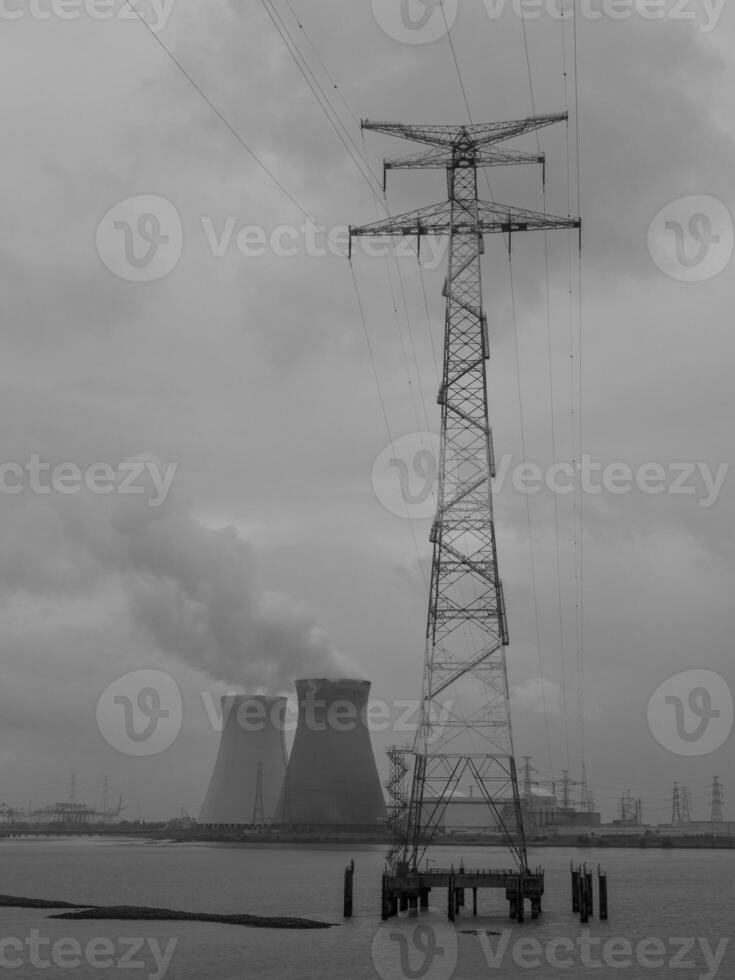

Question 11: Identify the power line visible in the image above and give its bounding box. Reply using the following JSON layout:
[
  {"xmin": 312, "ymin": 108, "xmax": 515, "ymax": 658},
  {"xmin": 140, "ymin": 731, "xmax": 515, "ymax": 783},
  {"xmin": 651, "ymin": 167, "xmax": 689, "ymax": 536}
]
[
  {"xmin": 282, "ymin": 0, "xmax": 362, "ymax": 128},
  {"xmin": 259, "ymin": 0, "xmax": 384, "ymax": 203},
  {"xmin": 123, "ymin": 0, "xmax": 320, "ymax": 227},
  {"xmin": 518, "ymin": 2, "xmax": 572, "ymax": 771}
]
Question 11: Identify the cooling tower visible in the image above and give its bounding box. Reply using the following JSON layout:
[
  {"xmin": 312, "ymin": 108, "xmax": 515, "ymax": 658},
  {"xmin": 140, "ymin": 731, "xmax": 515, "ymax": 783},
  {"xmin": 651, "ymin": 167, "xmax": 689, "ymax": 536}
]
[
  {"xmin": 275, "ymin": 678, "xmax": 387, "ymax": 828},
  {"xmin": 199, "ymin": 695, "xmax": 287, "ymax": 826}
]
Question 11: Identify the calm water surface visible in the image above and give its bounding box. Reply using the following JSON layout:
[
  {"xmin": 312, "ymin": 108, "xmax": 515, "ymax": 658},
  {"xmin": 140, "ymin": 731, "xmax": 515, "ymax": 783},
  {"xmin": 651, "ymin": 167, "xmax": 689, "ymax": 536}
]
[{"xmin": 0, "ymin": 838, "xmax": 732, "ymax": 979}]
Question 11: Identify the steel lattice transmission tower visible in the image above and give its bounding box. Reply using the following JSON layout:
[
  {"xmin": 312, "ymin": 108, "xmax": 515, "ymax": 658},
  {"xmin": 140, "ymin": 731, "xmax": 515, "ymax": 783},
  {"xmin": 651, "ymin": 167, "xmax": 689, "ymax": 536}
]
[
  {"xmin": 710, "ymin": 777, "xmax": 725, "ymax": 823},
  {"xmin": 350, "ymin": 114, "xmax": 580, "ymax": 873},
  {"xmin": 672, "ymin": 782, "xmax": 682, "ymax": 826}
]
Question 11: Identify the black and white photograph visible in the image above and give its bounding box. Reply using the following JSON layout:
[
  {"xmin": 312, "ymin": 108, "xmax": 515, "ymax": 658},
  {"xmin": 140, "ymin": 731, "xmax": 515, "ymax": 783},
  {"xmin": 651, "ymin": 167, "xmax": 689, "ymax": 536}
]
[{"xmin": 1, "ymin": 0, "xmax": 733, "ymax": 977}]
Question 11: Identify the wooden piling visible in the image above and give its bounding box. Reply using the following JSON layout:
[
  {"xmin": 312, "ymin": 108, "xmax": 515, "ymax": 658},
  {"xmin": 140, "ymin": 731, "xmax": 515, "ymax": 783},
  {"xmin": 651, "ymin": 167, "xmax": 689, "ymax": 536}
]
[
  {"xmin": 598, "ymin": 868, "xmax": 608, "ymax": 921},
  {"xmin": 472, "ymin": 888, "xmax": 478, "ymax": 917},
  {"xmin": 448, "ymin": 876, "xmax": 455, "ymax": 922},
  {"xmin": 571, "ymin": 865, "xmax": 580, "ymax": 913},
  {"xmin": 343, "ymin": 860, "xmax": 355, "ymax": 918},
  {"xmin": 579, "ymin": 867, "xmax": 589, "ymax": 924},
  {"xmin": 585, "ymin": 870, "xmax": 594, "ymax": 918}
]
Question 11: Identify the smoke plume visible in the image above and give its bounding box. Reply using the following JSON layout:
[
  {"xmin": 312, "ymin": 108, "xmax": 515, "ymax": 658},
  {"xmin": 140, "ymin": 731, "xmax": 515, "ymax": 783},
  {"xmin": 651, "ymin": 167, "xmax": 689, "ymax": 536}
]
[{"xmin": 0, "ymin": 473, "xmax": 357, "ymax": 692}]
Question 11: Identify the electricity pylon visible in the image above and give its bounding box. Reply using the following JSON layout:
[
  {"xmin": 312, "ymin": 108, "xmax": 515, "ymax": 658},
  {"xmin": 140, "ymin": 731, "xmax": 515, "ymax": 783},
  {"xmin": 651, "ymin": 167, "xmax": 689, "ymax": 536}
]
[
  {"xmin": 252, "ymin": 763, "xmax": 265, "ymax": 825},
  {"xmin": 350, "ymin": 114, "xmax": 580, "ymax": 873},
  {"xmin": 710, "ymin": 777, "xmax": 724, "ymax": 823},
  {"xmin": 681, "ymin": 786, "xmax": 692, "ymax": 823},
  {"xmin": 672, "ymin": 782, "xmax": 682, "ymax": 825}
]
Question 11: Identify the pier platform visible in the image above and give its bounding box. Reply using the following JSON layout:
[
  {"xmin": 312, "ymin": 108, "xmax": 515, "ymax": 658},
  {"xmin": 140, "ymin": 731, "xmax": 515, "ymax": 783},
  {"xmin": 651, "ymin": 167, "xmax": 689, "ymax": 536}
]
[{"xmin": 381, "ymin": 866, "xmax": 544, "ymax": 922}]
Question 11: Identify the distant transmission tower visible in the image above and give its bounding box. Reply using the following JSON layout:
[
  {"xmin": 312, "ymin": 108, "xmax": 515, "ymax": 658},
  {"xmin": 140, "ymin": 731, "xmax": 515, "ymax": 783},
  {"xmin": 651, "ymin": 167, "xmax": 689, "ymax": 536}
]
[
  {"xmin": 710, "ymin": 777, "xmax": 724, "ymax": 822},
  {"xmin": 681, "ymin": 786, "xmax": 692, "ymax": 823},
  {"xmin": 69, "ymin": 773, "xmax": 77, "ymax": 805},
  {"xmin": 252, "ymin": 763, "xmax": 265, "ymax": 825},
  {"xmin": 671, "ymin": 782, "xmax": 681, "ymax": 826},
  {"xmin": 351, "ymin": 114, "xmax": 580, "ymax": 874}
]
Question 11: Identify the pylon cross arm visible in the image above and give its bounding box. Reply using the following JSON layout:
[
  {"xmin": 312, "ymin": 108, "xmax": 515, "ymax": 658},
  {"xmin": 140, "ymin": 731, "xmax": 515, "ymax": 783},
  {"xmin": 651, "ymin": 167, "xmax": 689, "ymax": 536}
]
[
  {"xmin": 383, "ymin": 149, "xmax": 545, "ymax": 188},
  {"xmin": 361, "ymin": 112, "xmax": 567, "ymax": 148},
  {"xmin": 348, "ymin": 200, "xmax": 580, "ymax": 255},
  {"xmin": 386, "ymin": 149, "xmax": 543, "ymax": 171}
]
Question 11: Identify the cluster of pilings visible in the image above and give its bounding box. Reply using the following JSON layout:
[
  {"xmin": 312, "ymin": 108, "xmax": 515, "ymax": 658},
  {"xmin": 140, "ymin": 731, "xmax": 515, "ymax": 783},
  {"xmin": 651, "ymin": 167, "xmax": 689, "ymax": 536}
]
[
  {"xmin": 379, "ymin": 866, "xmax": 544, "ymax": 922},
  {"xmin": 570, "ymin": 862, "xmax": 608, "ymax": 922}
]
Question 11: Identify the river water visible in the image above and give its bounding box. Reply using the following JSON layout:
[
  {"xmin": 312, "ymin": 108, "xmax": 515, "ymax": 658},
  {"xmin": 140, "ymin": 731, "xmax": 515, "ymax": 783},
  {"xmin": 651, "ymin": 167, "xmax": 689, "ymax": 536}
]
[{"xmin": 0, "ymin": 838, "xmax": 732, "ymax": 979}]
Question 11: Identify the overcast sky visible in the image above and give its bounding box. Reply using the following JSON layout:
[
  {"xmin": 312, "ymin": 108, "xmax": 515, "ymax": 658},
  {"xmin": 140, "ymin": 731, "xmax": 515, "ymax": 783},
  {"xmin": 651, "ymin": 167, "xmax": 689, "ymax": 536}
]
[{"xmin": 0, "ymin": 0, "xmax": 733, "ymax": 823}]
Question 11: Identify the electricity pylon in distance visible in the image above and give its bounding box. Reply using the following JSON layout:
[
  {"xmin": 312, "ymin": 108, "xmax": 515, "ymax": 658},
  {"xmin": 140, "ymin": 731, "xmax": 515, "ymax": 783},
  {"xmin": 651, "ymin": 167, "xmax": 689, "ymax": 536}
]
[{"xmin": 350, "ymin": 114, "xmax": 580, "ymax": 874}]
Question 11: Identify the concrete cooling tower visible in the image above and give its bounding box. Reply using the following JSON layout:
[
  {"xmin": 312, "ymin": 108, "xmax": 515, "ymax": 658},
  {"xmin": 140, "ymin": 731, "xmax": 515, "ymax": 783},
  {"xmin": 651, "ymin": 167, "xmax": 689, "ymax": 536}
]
[
  {"xmin": 275, "ymin": 678, "xmax": 387, "ymax": 828},
  {"xmin": 199, "ymin": 695, "xmax": 287, "ymax": 827}
]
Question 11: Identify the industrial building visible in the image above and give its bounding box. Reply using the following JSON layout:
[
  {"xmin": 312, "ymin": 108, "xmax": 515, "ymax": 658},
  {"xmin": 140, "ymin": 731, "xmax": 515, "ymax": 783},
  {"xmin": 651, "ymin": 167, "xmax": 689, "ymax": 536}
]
[
  {"xmin": 198, "ymin": 680, "xmax": 387, "ymax": 832},
  {"xmin": 420, "ymin": 786, "xmax": 600, "ymax": 834},
  {"xmin": 199, "ymin": 694, "xmax": 288, "ymax": 828},
  {"xmin": 275, "ymin": 678, "xmax": 387, "ymax": 830}
]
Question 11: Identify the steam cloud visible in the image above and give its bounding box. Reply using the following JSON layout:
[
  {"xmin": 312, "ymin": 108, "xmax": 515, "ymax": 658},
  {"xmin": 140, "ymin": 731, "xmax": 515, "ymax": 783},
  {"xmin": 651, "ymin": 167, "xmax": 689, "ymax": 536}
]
[{"xmin": 1, "ymin": 475, "xmax": 358, "ymax": 692}]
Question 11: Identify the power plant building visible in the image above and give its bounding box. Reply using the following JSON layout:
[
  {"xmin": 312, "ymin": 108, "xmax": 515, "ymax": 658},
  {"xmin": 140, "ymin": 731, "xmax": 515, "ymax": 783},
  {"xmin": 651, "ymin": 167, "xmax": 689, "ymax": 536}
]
[
  {"xmin": 275, "ymin": 678, "xmax": 387, "ymax": 829},
  {"xmin": 199, "ymin": 694, "xmax": 287, "ymax": 828}
]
